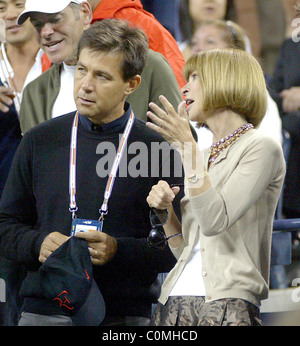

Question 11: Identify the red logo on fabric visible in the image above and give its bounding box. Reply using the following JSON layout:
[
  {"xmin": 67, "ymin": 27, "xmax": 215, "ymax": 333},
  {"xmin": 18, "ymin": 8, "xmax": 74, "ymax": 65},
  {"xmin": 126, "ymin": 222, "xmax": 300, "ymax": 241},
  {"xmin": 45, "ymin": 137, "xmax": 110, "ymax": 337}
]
[
  {"xmin": 53, "ymin": 291, "xmax": 74, "ymax": 311},
  {"xmin": 85, "ymin": 269, "xmax": 90, "ymax": 280}
]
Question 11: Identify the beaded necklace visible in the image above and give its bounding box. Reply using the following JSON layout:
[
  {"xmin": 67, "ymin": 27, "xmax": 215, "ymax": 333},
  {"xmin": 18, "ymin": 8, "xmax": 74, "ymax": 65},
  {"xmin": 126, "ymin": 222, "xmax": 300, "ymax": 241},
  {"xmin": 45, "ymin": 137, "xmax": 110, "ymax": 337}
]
[{"xmin": 208, "ymin": 123, "xmax": 254, "ymax": 166}]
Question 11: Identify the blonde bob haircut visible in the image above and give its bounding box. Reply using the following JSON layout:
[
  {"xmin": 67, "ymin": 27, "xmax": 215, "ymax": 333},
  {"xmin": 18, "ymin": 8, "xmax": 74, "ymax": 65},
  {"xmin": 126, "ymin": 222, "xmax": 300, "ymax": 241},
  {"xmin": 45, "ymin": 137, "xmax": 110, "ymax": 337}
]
[{"xmin": 183, "ymin": 48, "xmax": 267, "ymax": 128}]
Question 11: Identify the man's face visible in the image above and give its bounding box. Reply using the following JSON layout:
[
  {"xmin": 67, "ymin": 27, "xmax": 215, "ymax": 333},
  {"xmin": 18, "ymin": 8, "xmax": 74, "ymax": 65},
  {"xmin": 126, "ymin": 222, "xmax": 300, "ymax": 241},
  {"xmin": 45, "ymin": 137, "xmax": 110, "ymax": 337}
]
[
  {"xmin": 74, "ymin": 48, "xmax": 134, "ymax": 124},
  {"xmin": 30, "ymin": 4, "xmax": 89, "ymax": 65},
  {"xmin": 0, "ymin": 0, "xmax": 36, "ymax": 45}
]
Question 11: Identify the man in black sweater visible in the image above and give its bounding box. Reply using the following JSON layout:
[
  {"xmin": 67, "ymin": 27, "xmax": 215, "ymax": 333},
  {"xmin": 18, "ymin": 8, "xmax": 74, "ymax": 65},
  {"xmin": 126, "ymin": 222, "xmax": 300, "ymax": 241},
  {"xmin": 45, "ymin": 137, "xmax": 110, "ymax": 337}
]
[{"xmin": 0, "ymin": 19, "xmax": 184, "ymax": 326}]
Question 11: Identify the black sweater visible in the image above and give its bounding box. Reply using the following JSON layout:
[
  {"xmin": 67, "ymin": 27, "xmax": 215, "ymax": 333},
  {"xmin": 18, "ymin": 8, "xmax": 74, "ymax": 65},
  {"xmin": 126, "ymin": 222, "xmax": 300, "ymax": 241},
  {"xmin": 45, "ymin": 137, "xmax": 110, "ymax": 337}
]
[{"xmin": 0, "ymin": 107, "xmax": 183, "ymax": 318}]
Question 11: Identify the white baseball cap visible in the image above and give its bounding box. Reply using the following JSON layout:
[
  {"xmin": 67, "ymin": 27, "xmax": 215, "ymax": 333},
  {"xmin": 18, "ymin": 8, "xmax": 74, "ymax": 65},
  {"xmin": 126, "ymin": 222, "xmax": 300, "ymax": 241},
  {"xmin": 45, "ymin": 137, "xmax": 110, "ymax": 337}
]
[{"xmin": 17, "ymin": 0, "xmax": 85, "ymax": 25}]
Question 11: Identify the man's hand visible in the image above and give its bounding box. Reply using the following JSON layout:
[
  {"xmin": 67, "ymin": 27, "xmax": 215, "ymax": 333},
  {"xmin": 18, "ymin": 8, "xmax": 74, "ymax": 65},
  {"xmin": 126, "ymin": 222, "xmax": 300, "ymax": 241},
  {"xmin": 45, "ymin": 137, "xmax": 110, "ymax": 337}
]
[
  {"xmin": 280, "ymin": 87, "xmax": 300, "ymax": 113},
  {"xmin": 0, "ymin": 86, "xmax": 15, "ymax": 113},
  {"xmin": 39, "ymin": 232, "xmax": 69, "ymax": 263},
  {"xmin": 75, "ymin": 231, "xmax": 117, "ymax": 266}
]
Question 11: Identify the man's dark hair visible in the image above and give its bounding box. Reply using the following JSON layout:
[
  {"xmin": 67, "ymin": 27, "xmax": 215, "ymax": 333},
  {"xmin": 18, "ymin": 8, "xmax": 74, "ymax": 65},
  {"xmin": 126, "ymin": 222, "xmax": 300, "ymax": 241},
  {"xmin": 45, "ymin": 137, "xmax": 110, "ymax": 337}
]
[{"xmin": 78, "ymin": 19, "xmax": 149, "ymax": 81}]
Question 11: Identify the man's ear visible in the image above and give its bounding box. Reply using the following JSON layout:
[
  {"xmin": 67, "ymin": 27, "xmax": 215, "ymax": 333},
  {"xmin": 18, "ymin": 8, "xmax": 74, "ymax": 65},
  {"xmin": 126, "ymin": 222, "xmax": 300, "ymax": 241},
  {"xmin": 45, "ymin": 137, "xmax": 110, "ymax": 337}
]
[
  {"xmin": 125, "ymin": 75, "xmax": 142, "ymax": 96},
  {"xmin": 81, "ymin": 1, "xmax": 93, "ymax": 27}
]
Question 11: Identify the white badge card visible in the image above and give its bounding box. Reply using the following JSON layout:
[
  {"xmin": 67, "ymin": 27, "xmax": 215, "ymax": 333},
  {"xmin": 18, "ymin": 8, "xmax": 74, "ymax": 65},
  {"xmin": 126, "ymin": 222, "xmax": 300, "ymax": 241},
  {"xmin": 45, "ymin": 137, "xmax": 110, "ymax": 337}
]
[{"xmin": 71, "ymin": 219, "xmax": 103, "ymax": 236}]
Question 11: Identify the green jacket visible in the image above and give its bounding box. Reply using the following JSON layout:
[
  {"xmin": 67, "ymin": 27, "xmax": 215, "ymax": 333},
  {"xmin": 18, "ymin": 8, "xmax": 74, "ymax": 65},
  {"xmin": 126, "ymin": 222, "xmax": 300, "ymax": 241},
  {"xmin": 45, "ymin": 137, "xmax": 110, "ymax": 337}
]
[{"xmin": 19, "ymin": 49, "xmax": 182, "ymax": 134}]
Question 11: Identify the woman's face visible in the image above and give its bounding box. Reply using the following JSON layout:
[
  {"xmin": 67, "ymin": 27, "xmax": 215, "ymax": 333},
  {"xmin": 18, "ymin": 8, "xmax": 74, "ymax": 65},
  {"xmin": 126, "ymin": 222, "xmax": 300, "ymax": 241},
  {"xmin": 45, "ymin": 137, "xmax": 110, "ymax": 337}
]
[
  {"xmin": 182, "ymin": 71, "xmax": 206, "ymax": 124},
  {"xmin": 188, "ymin": 0, "xmax": 227, "ymax": 25},
  {"xmin": 191, "ymin": 25, "xmax": 228, "ymax": 53}
]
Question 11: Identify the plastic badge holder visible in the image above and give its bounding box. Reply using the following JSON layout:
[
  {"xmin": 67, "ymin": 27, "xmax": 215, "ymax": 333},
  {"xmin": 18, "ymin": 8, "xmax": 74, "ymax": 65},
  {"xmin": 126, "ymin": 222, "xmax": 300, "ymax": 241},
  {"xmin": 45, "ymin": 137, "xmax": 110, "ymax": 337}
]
[{"xmin": 71, "ymin": 219, "xmax": 103, "ymax": 236}]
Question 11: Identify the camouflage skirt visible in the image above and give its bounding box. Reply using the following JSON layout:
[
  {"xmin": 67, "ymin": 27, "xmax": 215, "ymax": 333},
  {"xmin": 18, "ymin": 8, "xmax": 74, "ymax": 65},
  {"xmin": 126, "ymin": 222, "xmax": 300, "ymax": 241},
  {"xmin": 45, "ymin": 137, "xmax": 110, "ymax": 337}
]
[{"xmin": 151, "ymin": 296, "xmax": 262, "ymax": 326}]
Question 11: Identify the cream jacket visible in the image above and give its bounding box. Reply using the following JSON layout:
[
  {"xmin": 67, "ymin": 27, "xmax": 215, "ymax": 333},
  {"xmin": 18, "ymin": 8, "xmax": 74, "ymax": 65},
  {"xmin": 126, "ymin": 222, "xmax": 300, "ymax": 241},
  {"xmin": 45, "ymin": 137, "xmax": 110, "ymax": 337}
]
[{"xmin": 159, "ymin": 130, "xmax": 286, "ymax": 307}]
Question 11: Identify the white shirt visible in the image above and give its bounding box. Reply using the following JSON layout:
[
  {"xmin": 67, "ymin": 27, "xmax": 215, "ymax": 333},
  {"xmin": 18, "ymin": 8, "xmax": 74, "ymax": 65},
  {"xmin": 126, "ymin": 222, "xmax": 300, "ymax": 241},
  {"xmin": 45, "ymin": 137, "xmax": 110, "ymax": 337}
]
[
  {"xmin": 52, "ymin": 63, "xmax": 77, "ymax": 118},
  {"xmin": 169, "ymin": 231, "xmax": 206, "ymax": 296},
  {"xmin": 0, "ymin": 42, "xmax": 45, "ymax": 113}
]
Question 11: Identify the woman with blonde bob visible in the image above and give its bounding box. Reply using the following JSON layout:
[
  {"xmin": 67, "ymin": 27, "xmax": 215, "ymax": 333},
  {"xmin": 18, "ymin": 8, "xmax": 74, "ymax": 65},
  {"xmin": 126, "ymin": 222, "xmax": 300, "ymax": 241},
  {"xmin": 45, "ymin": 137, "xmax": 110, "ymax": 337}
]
[
  {"xmin": 189, "ymin": 19, "xmax": 283, "ymax": 147},
  {"xmin": 146, "ymin": 49, "xmax": 286, "ymax": 326}
]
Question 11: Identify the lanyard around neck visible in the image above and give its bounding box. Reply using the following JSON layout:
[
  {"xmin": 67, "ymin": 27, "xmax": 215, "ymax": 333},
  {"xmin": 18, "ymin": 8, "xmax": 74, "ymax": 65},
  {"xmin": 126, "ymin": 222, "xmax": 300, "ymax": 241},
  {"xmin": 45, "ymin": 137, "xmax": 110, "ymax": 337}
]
[{"xmin": 69, "ymin": 111, "xmax": 135, "ymax": 219}]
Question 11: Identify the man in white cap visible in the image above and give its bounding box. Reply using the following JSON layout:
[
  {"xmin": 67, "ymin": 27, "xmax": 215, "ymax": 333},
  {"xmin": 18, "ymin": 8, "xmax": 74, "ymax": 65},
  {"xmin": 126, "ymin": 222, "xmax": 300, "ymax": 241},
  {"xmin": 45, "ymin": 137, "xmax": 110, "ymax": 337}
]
[
  {"xmin": 17, "ymin": 0, "xmax": 91, "ymax": 66},
  {"xmin": 18, "ymin": 0, "xmax": 93, "ymax": 127},
  {"xmin": 17, "ymin": 0, "xmax": 184, "ymax": 135}
]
